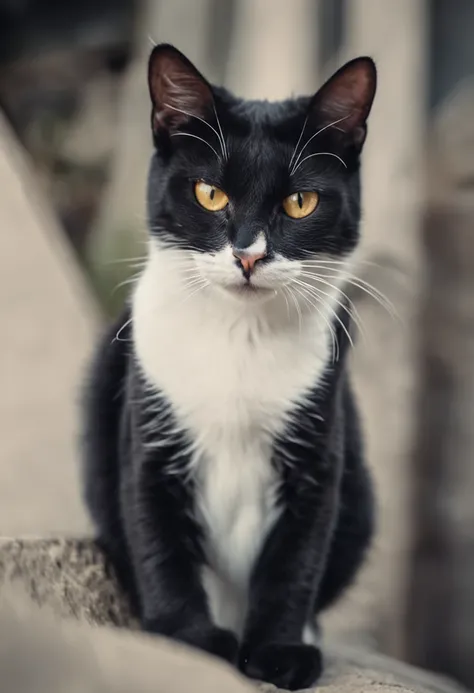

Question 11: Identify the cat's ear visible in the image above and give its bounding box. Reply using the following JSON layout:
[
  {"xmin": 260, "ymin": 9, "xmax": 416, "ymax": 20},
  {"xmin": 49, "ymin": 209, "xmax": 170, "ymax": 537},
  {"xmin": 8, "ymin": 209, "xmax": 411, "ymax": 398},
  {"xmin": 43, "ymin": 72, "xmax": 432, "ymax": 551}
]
[
  {"xmin": 310, "ymin": 57, "xmax": 376, "ymax": 149},
  {"xmin": 148, "ymin": 44, "xmax": 214, "ymax": 134}
]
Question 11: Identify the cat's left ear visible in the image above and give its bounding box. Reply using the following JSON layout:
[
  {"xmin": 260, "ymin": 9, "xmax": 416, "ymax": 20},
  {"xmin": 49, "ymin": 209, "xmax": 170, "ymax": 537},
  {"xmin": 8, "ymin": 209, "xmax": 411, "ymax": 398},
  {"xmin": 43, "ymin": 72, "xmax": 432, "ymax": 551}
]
[
  {"xmin": 148, "ymin": 43, "xmax": 214, "ymax": 134},
  {"xmin": 310, "ymin": 57, "xmax": 377, "ymax": 150}
]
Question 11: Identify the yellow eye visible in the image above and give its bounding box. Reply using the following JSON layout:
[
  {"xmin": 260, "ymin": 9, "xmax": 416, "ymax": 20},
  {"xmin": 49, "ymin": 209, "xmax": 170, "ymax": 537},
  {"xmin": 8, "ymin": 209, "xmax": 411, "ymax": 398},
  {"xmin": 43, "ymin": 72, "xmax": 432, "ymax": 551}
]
[
  {"xmin": 194, "ymin": 181, "xmax": 229, "ymax": 211},
  {"xmin": 282, "ymin": 191, "xmax": 319, "ymax": 219}
]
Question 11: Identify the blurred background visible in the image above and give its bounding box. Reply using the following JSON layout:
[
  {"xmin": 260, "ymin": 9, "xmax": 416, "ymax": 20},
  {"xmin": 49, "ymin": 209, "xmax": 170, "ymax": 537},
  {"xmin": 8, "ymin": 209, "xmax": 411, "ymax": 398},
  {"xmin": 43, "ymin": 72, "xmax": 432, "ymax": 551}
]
[{"xmin": 0, "ymin": 0, "xmax": 473, "ymax": 690}]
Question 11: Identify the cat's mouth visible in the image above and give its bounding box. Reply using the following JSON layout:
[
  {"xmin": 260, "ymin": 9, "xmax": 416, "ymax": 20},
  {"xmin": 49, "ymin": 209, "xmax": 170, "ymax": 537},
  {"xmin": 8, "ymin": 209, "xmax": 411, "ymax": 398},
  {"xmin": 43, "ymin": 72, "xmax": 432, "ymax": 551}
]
[
  {"xmin": 234, "ymin": 283, "xmax": 269, "ymax": 293},
  {"xmin": 221, "ymin": 281, "xmax": 277, "ymax": 302}
]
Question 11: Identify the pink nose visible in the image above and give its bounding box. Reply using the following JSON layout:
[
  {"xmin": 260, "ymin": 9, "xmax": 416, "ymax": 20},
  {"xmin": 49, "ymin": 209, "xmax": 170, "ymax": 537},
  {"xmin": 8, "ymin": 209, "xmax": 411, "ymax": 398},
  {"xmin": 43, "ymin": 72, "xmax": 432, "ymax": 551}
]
[{"xmin": 233, "ymin": 248, "xmax": 266, "ymax": 276}]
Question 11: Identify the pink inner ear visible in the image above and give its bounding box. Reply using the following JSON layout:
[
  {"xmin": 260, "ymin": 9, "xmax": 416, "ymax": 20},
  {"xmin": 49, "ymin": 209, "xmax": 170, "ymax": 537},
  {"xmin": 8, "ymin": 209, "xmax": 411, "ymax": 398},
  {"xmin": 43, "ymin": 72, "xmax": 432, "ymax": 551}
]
[
  {"xmin": 149, "ymin": 51, "xmax": 213, "ymax": 132},
  {"xmin": 314, "ymin": 59, "xmax": 376, "ymax": 141}
]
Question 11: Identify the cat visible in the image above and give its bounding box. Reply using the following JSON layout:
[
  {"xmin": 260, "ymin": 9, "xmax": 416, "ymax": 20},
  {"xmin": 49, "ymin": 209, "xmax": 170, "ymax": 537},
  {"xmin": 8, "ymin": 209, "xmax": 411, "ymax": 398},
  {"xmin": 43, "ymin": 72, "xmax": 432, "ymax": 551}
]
[{"xmin": 81, "ymin": 43, "xmax": 376, "ymax": 691}]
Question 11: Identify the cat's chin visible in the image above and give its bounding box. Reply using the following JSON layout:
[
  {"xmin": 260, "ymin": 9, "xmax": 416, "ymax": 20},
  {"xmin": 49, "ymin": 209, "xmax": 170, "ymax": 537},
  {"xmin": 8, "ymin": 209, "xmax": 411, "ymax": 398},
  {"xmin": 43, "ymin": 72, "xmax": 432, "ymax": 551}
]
[{"xmin": 216, "ymin": 282, "xmax": 277, "ymax": 305}]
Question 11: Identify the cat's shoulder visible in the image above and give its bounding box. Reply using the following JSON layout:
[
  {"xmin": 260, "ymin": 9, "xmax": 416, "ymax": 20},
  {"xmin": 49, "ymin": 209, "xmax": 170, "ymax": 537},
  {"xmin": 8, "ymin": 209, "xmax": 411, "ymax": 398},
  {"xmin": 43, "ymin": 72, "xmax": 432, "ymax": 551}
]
[{"xmin": 86, "ymin": 307, "xmax": 133, "ymax": 393}]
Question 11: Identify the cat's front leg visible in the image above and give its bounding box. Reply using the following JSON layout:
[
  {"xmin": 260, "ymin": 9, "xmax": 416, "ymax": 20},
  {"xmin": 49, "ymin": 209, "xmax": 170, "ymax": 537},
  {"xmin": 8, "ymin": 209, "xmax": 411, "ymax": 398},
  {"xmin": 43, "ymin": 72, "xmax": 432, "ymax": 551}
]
[
  {"xmin": 122, "ymin": 452, "xmax": 239, "ymax": 664},
  {"xmin": 239, "ymin": 484, "xmax": 338, "ymax": 690}
]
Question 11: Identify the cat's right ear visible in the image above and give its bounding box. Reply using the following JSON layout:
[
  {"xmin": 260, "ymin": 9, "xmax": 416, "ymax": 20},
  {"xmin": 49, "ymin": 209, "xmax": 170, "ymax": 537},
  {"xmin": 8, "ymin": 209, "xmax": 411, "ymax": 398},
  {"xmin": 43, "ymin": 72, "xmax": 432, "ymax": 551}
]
[
  {"xmin": 148, "ymin": 44, "xmax": 214, "ymax": 135},
  {"xmin": 309, "ymin": 57, "xmax": 377, "ymax": 151}
]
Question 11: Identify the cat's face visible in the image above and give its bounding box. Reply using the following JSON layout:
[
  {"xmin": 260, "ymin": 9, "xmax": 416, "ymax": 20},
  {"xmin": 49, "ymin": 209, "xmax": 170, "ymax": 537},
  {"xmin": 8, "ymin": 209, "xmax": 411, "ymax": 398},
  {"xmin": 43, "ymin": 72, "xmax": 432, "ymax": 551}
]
[{"xmin": 146, "ymin": 45, "xmax": 376, "ymax": 306}]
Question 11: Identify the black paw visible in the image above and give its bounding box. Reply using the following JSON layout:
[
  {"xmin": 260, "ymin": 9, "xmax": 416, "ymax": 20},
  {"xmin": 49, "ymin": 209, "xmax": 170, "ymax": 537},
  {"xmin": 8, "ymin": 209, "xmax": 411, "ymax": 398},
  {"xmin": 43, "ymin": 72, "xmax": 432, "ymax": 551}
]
[
  {"xmin": 144, "ymin": 619, "xmax": 239, "ymax": 664},
  {"xmin": 189, "ymin": 626, "xmax": 239, "ymax": 664},
  {"xmin": 240, "ymin": 642, "xmax": 322, "ymax": 690}
]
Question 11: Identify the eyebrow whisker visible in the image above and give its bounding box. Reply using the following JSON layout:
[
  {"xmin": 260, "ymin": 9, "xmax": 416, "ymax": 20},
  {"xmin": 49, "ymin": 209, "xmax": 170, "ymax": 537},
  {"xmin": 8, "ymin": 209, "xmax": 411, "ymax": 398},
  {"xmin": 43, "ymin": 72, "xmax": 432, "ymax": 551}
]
[
  {"xmin": 290, "ymin": 114, "xmax": 351, "ymax": 174},
  {"xmin": 164, "ymin": 101, "xmax": 226, "ymax": 159},
  {"xmin": 170, "ymin": 132, "xmax": 221, "ymax": 161},
  {"xmin": 289, "ymin": 115, "xmax": 308, "ymax": 170},
  {"xmin": 291, "ymin": 151, "xmax": 347, "ymax": 175}
]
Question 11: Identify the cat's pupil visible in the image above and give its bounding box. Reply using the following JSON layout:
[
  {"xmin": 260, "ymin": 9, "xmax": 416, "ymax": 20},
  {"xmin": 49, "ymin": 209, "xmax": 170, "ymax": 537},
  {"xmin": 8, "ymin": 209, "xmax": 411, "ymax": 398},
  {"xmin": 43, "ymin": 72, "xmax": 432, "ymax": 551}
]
[
  {"xmin": 210, "ymin": 188, "xmax": 215, "ymax": 201},
  {"xmin": 298, "ymin": 192, "xmax": 303, "ymax": 209}
]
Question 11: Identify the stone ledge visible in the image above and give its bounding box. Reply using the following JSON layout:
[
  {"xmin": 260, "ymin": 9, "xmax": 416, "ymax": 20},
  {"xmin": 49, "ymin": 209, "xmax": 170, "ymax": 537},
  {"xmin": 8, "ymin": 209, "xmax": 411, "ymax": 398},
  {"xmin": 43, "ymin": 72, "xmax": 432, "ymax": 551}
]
[{"xmin": 0, "ymin": 537, "xmax": 467, "ymax": 693}]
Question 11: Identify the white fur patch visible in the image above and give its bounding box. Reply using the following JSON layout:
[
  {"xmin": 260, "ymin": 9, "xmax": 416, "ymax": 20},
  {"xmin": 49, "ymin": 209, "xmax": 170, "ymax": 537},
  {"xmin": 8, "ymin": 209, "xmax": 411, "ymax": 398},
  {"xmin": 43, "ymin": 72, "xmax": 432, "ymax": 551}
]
[
  {"xmin": 132, "ymin": 242, "xmax": 344, "ymax": 636},
  {"xmin": 244, "ymin": 231, "xmax": 267, "ymax": 257}
]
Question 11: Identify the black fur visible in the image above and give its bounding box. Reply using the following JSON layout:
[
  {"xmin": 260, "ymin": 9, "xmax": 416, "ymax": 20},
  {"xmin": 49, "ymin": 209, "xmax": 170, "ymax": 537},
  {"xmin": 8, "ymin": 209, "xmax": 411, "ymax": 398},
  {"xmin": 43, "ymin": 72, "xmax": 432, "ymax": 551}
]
[{"xmin": 81, "ymin": 44, "xmax": 376, "ymax": 690}]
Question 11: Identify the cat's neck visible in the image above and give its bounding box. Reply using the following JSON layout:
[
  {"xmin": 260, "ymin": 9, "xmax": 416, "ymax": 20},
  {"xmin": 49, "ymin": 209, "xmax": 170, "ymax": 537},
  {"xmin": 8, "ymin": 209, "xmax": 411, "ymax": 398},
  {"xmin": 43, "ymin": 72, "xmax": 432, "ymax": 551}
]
[
  {"xmin": 132, "ymin": 243, "xmax": 334, "ymax": 343},
  {"xmin": 132, "ymin": 243, "xmax": 333, "ymax": 406}
]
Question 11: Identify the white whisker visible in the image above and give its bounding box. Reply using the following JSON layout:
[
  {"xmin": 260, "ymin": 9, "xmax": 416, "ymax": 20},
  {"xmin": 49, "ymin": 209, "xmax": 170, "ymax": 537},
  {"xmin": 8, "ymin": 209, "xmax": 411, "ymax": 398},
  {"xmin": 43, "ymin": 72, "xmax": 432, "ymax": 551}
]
[
  {"xmin": 159, "ymin": 244, "xmax": 196, "ymax": 252},
  {"xmin": 105, "ymin": 256, "xmax": 148, "ymax": 266},
  {"xmin": 182, "ymin": 276, "xmax": 207, "ymax": 291},
  {"xmin": 291, "ymin": 151, "xmax": 347, "ymax": 176},
  {"xmin": 300, "ymin": 257, "xmax": 380, "ymax": 268},
  {"xmin": 291, "ymin": 279, "xmax": 354, "ymax": 350},
  {"xmin": 113, "ymin": 317, "xmax": 133, "ymax": 344},
  {"xmin": 213, "ymin": 103, "xmax": 228, "ymax": 160},
  {"xmin": 157, "ymin": 242, "xmax": 205, "ymax": 255},
  {"xmin": 344, "ymin": 278, "xmax": 399, "ymax": 321},
  {"xmin": 298, "ymin": 272, "xmax": 366, "ymax": 340},
  {"xmin": 289, "ymin": 115, "xmax": 308, "ymax": 170},
  {"xmin": 285, "ymin": 285, "xmax": 302, "ymax": 334},
  {"xmin": 280, "ymin": 286, "xmax": 291, "ymax": 319},
  {"xmin": 298, "ymin": 262, "xmax": 398, "ymax": 320},
  {"xmin": 164, "ymin": 101, "xmax": 225, "ymax": 159},
  {"xmin": 314, "ymin": 273, "xmax": 398, "ymax": 320},
  {"xmin": 181, "ymin": 279, "xmax": 210, "ymax": 304},
  {"xmin": 180, "ymin": 274, "xmax": 205, "ymax": 285},
  {"xmin": 112, "ymin": 273, "xmax": 142, "ymax": 296},
  {"xmin": 324, "ymin": 302, "xmax": 354, "ymax": 352},
  {"xmin": 290, "ymin": 114, "xmax": 351, "ymax": 173},
  {"xmin": 290, "ymin": 284, "xmax": 339, "ymax": 362},
  {"xmin": 170, "ymin": 132, "xmax": 220, "ymax": 161}
]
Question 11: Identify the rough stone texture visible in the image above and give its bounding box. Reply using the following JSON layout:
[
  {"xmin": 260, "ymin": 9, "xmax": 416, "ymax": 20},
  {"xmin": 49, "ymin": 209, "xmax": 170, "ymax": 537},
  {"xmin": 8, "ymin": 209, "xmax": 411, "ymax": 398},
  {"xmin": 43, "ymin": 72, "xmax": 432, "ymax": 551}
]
[
  {"xmin": 0, "ymin": 537, "xmax": 135, "ymax": 628},
  {"xmin": 0, "ymin": 537, "xmax": 467, "ymax": 693},
  {"xmin": 0, "ymin": 584, "xmax": 257, "ymax": 693}
]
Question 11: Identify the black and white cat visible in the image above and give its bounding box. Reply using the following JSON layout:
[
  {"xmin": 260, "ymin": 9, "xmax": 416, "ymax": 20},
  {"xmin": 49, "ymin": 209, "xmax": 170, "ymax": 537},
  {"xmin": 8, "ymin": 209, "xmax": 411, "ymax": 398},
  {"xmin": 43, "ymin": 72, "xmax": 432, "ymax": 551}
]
[{"xmin": 82, "ymin": 44, "xmax": 376, "ymax": 690}]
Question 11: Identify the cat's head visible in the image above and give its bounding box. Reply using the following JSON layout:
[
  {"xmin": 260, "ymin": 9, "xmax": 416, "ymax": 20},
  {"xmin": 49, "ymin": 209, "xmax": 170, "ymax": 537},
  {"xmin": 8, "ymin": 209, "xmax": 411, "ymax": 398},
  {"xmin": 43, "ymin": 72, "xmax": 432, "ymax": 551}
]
[{"xmin": 146, "ymin": 44, "xmax": 376, "ymax": 308}]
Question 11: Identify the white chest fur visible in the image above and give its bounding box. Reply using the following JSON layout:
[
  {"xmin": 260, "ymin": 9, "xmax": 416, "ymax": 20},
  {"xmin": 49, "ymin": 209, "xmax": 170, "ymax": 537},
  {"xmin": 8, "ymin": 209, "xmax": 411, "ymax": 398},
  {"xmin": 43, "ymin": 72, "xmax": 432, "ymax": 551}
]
[{"xmin": 132, "ymin": 247, "xmax": 331, "ymax": 633}]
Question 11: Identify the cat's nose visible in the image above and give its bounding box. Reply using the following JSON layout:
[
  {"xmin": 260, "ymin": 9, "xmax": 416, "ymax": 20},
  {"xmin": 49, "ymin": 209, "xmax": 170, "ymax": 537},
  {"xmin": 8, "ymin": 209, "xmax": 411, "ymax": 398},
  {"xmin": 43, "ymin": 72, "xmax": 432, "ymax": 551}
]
[{"xmin": 233, "ymin": 247, "xmax": 267, "ymax": 278}]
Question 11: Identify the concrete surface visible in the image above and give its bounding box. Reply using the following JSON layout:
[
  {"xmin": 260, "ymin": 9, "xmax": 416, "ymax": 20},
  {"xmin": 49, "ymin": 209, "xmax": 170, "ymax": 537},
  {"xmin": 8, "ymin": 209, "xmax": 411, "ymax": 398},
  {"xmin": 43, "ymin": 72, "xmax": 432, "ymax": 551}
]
[
  {"xmin": 0, "ymin": 537, "xmax": 467, "ymax": 693},
  {"xmin": 0, "ymin": 113, "xmax": 97, "ymax": 535}
]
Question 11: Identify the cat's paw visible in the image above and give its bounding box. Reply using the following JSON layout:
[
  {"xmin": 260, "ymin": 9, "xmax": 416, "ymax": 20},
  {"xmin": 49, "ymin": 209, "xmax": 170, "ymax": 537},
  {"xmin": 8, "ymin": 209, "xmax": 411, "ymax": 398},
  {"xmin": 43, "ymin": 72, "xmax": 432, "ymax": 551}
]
[
  {"xmin": 189, "ymin": 626, "xmax": 240, "ymax": 664},
  {"xmin": 144, "ymin": 619, "xmax": 239, "ymax": 664},
  {"xmin": 240, "ymin": 641, "xmax": 322, "ymax": 690}
]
